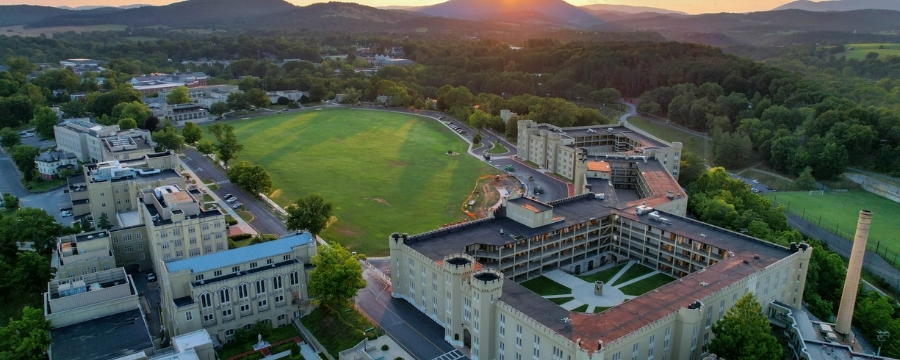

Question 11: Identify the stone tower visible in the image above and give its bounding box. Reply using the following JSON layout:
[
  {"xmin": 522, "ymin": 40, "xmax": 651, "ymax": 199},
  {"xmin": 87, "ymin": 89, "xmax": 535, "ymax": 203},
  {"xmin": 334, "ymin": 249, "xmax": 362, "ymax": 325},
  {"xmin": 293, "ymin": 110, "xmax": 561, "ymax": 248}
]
[
  {"xmin": 470, "ymin": 268, "xmax": 504, "ymax": 360},
  {"xmin": 835, "ymin": 210, "xmax": 874, "ymax": 335},
  {"xmin": 442, "ymin": 254, "xmax": 475, "ymax": 347}
]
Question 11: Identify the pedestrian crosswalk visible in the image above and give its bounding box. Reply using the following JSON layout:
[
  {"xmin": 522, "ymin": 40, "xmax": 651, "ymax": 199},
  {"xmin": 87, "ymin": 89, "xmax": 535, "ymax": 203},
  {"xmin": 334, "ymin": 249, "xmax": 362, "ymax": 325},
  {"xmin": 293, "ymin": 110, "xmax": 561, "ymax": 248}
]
[{"xmin": 431, "ymin": 350, "xmax": 466, "ymax": 360}]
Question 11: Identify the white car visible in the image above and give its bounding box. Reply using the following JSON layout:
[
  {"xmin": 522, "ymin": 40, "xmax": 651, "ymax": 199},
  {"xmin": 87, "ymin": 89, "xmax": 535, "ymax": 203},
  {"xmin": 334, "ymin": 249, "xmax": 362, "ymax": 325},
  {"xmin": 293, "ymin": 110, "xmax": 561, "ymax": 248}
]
[
  {"xmin": 232, "ymin": 202, "xmax": 242, "ymax": 209},
  {"xmin": 226, "ymin": 197, "xmax": 238, "ymax": 203}
]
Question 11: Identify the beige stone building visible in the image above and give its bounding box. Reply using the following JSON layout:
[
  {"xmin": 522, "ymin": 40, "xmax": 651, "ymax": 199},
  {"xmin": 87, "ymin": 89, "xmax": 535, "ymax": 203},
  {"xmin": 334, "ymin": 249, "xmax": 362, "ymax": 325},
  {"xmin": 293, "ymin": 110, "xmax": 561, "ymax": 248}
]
[
  {"xmin": 138, "ymin": 184, "xmax": 228, "ymax": 271},
  {"xmin": 158, "ymin": 233, "xmax": 317, "ymax": 345},
  {"xmin": 389, "ymin": 157, "xmax": 811, "ymax": 360},
  {"xmin": 45, "ymin": 267, "xmax": 155, "ymax": 360},
  {"xmin": 517, "ymin": 120, "xmax": 683, "ymax": 182},
  {"xmin": 64, "ymin": 151, "xmax": 226, "ymax": 273},
  {"xmin": 53, "ymin": 230, "xmax": 117, "ymax": 280},
  {"xmin": 54, "ymin": 119, "xmax": 156, "ymax": 163}
]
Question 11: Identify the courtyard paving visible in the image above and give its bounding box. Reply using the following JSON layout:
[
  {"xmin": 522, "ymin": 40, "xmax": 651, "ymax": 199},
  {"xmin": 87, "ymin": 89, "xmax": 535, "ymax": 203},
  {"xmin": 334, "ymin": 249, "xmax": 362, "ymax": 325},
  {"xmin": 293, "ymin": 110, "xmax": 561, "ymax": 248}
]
[{"xmin": 541, "ymin": 261, "xmax": 663, "ymax": 313}]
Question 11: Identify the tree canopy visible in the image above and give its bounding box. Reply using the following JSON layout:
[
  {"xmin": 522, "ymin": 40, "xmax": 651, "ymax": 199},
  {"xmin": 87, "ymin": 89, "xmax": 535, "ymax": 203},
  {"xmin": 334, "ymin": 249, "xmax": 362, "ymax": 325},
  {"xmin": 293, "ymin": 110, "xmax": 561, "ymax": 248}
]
[
  {"xmin": 285, "ymin": 194, "xmax": 333, "ymax": 237},
  {"xmin": 308, "ymin": 243, "xmax": 365, "ymax": 308},
  {"xmin": 227, "ymin": 161, "xmax": 273, "ymax": 197},
  {"xmin": 208, "ymin": 123, "xmax": 243, "ymax": 168},
  {"xmin": 165, "ymin": 86, "xmax": 191, "ymax": 105},
  {"xmin": 705, "ymin": 293, "xmax": 783, "ymax": 360},
  {"xmin": 0, "ymin": 306, "xmax": 52, "ymax": 360},
  {"xmin": 181, "ymin": 121, "xmax": 203, "ymax": 144}
]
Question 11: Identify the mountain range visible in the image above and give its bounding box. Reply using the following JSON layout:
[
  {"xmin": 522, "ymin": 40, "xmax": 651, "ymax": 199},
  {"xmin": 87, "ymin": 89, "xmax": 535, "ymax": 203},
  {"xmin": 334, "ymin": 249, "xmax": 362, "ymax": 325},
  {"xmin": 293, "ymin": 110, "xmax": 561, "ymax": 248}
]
[
  {"xmin": 773, "ymin": 0, "xmax": 900, "ymax": 12},
  {"xmin": 2, "ymin": 0, "xmax": 900, "ymax": 48}
]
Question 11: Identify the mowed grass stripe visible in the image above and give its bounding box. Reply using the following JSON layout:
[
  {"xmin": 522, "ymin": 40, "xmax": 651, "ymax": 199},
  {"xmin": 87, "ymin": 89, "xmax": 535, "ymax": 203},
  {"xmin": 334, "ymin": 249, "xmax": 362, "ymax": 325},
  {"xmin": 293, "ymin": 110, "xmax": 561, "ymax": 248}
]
[
  {"xmin": 764, "ymin": 190, "xmax": 900, "ymax": 255},
  {"xmin": 203, "ymin": 109, "xmax": 496, "ymax": 256}
]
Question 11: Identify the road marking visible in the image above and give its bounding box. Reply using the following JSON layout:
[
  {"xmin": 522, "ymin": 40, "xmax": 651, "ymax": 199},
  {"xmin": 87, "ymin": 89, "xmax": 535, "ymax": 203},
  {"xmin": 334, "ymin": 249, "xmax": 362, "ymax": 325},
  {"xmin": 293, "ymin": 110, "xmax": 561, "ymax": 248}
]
[
  {"xmin": 431, "ymin": 350, "xmax": 465, "ymax": 360},
  {"xmin": 216, "ymin": 180, "xmax": 229, "ymax": 185}
]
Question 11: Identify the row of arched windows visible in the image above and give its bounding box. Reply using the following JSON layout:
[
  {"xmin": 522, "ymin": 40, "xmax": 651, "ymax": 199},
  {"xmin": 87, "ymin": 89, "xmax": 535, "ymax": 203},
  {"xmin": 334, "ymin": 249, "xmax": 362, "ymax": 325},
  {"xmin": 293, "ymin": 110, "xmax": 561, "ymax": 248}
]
[{"xmin": 198, "ymin": 270, "xmax": 302, "ymax": 308}]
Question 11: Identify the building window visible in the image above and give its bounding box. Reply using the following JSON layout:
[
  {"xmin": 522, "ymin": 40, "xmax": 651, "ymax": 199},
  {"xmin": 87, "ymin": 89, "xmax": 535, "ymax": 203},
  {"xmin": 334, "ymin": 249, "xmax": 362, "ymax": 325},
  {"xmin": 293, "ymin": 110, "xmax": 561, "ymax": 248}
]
[
  {"xmin": 189, "ymin": 237, "xmax": 196, "ymax": 244},
  {"xmin": 217, "ymin": 242, "xmax": 224, "ymax": 250},
  {"xmin": 176, "ymin": 250, "xmax": 184, "ymax": 258},
  {"xmin": 233, "ymin": 266, "xmax": 240, "ymax": 273},
  {"xmin": 240, "ymin": 304, "xmax": 250, "ymax": 313},
  {"xmin": 663, "ymin": 327, "xmax": 670, "ymax": 350},
  {"xmin": 499, "ymin": 313, "xmax": 506, "ymax": 337},
  {"xmin": 648, "ymin": 335, "xmax": 655, "ymax": 359},
  {"xmin": 173, "ymin": 228, "xmax": 181, "ymax": 236},
  {"xmin": 250, "ymin": 262, "xmax": 258, "ymax": 269},
  {"xmin": 275, "ymin": 295, "xmax": 285, "ymax": 303},
  {"xmin": 220, "ymin": 288, "xmax": 231, "ymax": 303},
  {"xmin": 532, "ymin": 335, "xmax": 540, "ymax": 359},
  {"xmin": 196, "ymin": 274, "xmax": 205, "ymax": 282},
  {"xmin": 138, "ymin": 244, "xmax": 143, "ymax": 251},
  {"xmin": 214, "ymin": 270, "xmax": 222, "ymax": 277},
  {"xmin": 163, "ymin": 253, "xmax": 172, "ymax": 261},
  {"xmin": 203, "ymin": 313, "xmax": 214, "ymax": 322},
  {"xmin": 189, "ymin": 248, "xmax": 200, "ymax": 256},
  {"xmin": 225, "ymin": 329, "xmax": 234, "ymax": 337},
  {"xmin": 631, "ymin": 343, "xmax": 639, "ymax": 360},
  {"xmin": 256, "ymin": 279, "xmax": 266, "ymax": 295},
  {"xmin": 188, "ymin": 226, "xmax": 195, "ymax": 233},
  {"xmin": 124, "ymin": 245, "xmax": 134, "ymax": 253},
  {"xmin": 691, "ymin": 325, "xmax": 699, "ymax": 350},
  {"xmin": 222, "ymin": 308, "xmax": 232, "ymax": 317},
  {"xmin": 113, "ymin": 235, "xmax": 118, "ymax": 243},
  {"xmin": 258, "ymin": 299, "xmax": 268, "ymax": 308},
  {"xmin": 136, "ymin": 232, "xmax": 141, "ymax": 239},
  {"xmin": 185, "ymin": 311, "xmax": 192, "ymax": 321},
  {"xmin": 202, "ymin": 223, "xmax": 209, "ymax": 230},
  {"xmin": 174, "ymin": 239, "xmax": 182, "ymax": 246},
  {"xmin": 499, "ymin": 342, "xmax": 505, "ymax": 360},
  {"xmin": 202, "ymin": 233, "xmax": 211, "ymax": 241},
  {"xmin": 273, "ymin": 275, "xmax": 283, "ymax": 290},
  {"xmin": 238, "ymin": 284, "xmax": 249, "ymax": 299},
  {"xmin": 267, "ymin": 258, "xmax": 274, "ymax": 265},
  {"xmin": 162, "ymin": 242, "xmax": 170, "ymax": 249},
  {"xmin": 705, "ymin": 307, "xmax": 712, "ymax": 328},
  {"xmin": 612, "ymin": 352, "xmax": 621, "ymax": 360},
  {"xmin": 516, "ymin": 324, "xmax": 522, "ymax": 348},
  {"xmin": 290, "ymin": 271, "xmax": 300, "ymax": 286},
  {"xmin": 205, "ymin": 245, "xmax": 212, "ymax": 253}
]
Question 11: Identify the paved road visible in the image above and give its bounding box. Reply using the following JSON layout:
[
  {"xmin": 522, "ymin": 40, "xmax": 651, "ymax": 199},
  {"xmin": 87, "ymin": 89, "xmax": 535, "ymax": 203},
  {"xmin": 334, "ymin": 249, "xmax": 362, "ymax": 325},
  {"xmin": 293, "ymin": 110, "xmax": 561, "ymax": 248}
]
[
  {"xmin": 356, "ymin": 269, "xmax": 459, "ymax": 360},
  {"xmin": 180, "ymin": 148, "xmax": 290, "ymax": 237},
  {"xmin": 0, "ymin": 148, "xmax": 28, "ymax": 198},
  {"xmin": 488, "ymin": 158, "xmax": 569, "ymax": 202},
  {"xmin": 786, "ymin": 212, "xmax": 900, "ymax": 289}
]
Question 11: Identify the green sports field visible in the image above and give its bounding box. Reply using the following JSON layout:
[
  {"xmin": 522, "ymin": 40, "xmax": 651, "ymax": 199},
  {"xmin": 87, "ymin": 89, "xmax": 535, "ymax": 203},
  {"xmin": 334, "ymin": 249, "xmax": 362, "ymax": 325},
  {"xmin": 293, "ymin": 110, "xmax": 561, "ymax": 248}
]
[
  {"xmin": 764, "ymin": 190, "xmax": 900, "ymax": 254},
  {"xmin": 206, "ymin": 109, "xmax": 497, "ymax": 256},
  {"xmin": 839, "ymin": 43, "xmax": 900, "ymax": 61}
]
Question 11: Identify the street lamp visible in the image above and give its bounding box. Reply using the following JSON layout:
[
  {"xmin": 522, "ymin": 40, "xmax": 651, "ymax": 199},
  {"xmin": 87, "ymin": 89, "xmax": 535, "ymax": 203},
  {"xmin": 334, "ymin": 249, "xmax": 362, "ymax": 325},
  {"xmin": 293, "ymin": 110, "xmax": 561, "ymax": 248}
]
[{"xmin": 877, "ymin": 330, "xmax": 890, "ymax": 356}]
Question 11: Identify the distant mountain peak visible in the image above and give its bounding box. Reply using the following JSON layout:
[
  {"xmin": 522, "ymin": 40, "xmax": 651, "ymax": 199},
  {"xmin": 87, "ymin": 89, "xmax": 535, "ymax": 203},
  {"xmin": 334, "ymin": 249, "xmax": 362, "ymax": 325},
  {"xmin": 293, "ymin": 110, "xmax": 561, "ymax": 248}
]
[
  {"xmin": 773, "ymin": 0, "xmax": 900, "ymax": 12},
  {"xmin": 419, "ymin": 0, "xmax": 602, "ymax": 28}
]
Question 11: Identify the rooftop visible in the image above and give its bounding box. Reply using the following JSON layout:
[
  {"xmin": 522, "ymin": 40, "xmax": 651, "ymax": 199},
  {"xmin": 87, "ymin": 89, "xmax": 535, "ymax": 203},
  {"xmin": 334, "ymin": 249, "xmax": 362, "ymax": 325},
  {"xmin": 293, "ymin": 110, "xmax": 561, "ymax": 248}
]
[
  {"xmin": 508, "ymin": 196, "xmax": 553, "ymax": 213},
  {"xmin": 586, "ymin": 161, "xmax": 611, "ymax": 172},
  {"xmin": 165, "ymin": 232, "xmax": 312, "ymax": 274},
  {"xmin": 50, "ymin": 308, "xmax": 153, "ymax": 360}
]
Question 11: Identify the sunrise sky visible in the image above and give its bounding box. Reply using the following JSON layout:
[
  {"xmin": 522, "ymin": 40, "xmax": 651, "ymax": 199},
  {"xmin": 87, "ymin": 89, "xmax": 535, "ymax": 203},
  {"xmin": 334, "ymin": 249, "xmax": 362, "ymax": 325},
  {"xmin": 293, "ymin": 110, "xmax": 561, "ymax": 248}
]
[{"xmin": 0, "ymin": 0, "xmax": 804, "ymax": 15}]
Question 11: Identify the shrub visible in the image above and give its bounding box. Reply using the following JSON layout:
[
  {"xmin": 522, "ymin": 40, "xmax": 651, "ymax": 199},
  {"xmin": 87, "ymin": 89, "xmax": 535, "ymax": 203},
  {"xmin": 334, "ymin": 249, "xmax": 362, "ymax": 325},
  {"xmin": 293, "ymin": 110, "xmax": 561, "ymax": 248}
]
[
  {"xmin": 381, "ymin": 344, "xmax": 389, "ymax": 351},
  {"xmin": 225, "ymin": 215, "xmax": 238, "ymax": 226},
  {"xmin": 356, "ymin": 253, "xmax": 367, "ymax": 261},
  {"xmin": 229, "ymin": 233, "xmax": 253, "ymax": 241},
  {"xmin": 291, "ymin": 343, "xmax": 301, "ymax": 356}
]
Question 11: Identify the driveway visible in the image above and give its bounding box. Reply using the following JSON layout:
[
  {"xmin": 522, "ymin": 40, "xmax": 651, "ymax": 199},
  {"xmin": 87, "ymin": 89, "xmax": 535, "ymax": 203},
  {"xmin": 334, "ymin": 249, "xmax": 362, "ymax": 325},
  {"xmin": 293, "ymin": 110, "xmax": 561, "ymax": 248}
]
[
  {"xmin": 180, "ymin": 148, "xmax": 290, "ymax": 237},
  {"xmin": 487, "ymin": 158, "xmax": 570, "ymax": 202},
  {"xmin": 356, "ymin": 269, "xmax": 461, "ymax": 360},
  {"xmin": 0, "ymin": 148, "xmax": 27, "ymax": 198}
]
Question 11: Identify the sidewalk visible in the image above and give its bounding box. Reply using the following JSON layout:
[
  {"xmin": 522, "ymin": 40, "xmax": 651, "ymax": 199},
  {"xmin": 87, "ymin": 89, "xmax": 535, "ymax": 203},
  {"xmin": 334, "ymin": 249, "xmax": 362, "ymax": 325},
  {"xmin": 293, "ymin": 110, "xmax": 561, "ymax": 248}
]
[{"xmin": 177, "ymin": 155, "xmax": 258, "ymax": 236}]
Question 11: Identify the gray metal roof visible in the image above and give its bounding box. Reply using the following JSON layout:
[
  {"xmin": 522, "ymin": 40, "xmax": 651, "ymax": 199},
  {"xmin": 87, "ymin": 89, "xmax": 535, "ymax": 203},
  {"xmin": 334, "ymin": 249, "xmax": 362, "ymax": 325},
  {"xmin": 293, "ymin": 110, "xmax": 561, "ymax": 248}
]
[{"xmin": 165, "ymin": 232, "xmax": 312, "ymax": 274}]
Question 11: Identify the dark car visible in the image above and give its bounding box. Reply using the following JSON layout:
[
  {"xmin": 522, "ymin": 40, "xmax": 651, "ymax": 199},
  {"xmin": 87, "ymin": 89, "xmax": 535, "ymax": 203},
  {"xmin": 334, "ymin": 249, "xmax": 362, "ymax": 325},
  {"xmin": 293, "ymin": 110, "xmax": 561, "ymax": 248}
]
[
  {"xmin": 533, "ymin": 186, "xmax": 544, "ymax": 195},
  {"xmin": 147, "ymin": 272, "xmax": 157, "ymax": 282}
]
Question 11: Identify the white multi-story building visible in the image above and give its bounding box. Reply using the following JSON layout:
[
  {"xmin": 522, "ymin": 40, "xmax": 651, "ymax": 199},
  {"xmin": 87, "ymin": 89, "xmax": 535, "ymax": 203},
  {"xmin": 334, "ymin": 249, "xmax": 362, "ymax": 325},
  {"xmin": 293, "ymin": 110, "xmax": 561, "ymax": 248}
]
[
  {"xmin": 54, "ymin": 119, "xmax": 155, "ymax": 163},
  {"xmin": 158, "ymin": 233, "xmax": 318, "ymax": 344},
  {"xmin": 34, "ymin": 150, "xmax": 78, "ymax": 180}
]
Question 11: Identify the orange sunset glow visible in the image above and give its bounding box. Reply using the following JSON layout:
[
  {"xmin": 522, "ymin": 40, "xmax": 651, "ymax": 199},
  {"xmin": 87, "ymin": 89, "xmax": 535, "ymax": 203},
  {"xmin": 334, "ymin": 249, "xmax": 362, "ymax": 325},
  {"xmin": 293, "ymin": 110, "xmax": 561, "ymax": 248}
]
[{"xmin": 0, "ymin": 0, "xmax": 804, "ymax": 15}]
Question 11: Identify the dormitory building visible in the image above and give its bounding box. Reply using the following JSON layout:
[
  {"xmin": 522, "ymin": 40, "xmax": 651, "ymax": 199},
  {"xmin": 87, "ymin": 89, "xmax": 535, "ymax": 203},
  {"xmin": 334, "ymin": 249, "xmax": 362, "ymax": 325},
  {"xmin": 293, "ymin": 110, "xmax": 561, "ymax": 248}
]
[{"xmin": 389, "ymin": 121, "xmax": 812, "ymax": 360}]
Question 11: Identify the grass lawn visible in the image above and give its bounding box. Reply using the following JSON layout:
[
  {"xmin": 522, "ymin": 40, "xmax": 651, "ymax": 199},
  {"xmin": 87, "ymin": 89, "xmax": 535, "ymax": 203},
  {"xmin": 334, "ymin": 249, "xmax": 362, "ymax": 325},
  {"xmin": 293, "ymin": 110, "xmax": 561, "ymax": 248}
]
[
  {"xmin": 620, "ymin": 273, "xmax": 676, "ymax": 296},
  {"xmin": 610, "ymin": 264, "xmax": 655, "ymax": 286},
  {"xmin": 520, "ymin": 276, "xmax": 572, "ymax": 296},
  {"xmin": 208, "ymin": 184, "xmax": 219, "ymax": 191},
  {"xmin": 301, "ymin": 306, "xmax": 375, "ymax": 358},
  {"xmin": 203, "ymin": 193, "xmax": 214, "ymax": 202},
  {"xmin": 236, "ymin": 209, "xmax": 255, "ymax": 222},
  {"xmin": 218, "ymin": 325, "xmax": 301, "ymax": 359},
  {"xmin": 738, "ymin": 169, "xmax": 796, "ymax": 191},
  {"xmin": 23, "ymin": 177, "xmax": 67, "ymax": 193},
  {"xmin": 764, "ymin": 190, "xmax": 900, "ymax": 254},
  {"xmin": 626, "ymin": 116, "xmax": 712, "ymax": 165},
  {"xmin": 487, "ymin": 141, "xmax": 508, "ymax": 154},
  {"xmin": 548, "ymin": 297, "xmax": 574, "ymax": 305},
  {"xmin": 840, "ymin": 43, "xmax": 900, "ymax": 61},
  {"xmin": 593, "ymin": 306, "xmax": 610, "ymax": 313},
  {"xmin": 572, "ymin": 304, "xmax": 589, "ymax": 312},
  {"xmin": 578, "ymin": 263, "xmax": 627, "ymax": 284},
  {"xmin": 203, "ymin": 109, "xmax": 496, "ymax": 256}
]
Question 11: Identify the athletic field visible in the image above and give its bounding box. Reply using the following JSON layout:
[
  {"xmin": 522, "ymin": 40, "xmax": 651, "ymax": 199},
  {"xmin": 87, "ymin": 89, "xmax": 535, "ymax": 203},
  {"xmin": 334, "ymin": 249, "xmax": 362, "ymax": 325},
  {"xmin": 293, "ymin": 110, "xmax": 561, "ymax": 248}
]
[
  {"xmin": 206, "ymin": 109, "xmax": 497, "ymax": 256},
  {"xmin": 840, "ymin": 43, "xmax": 900, "ymax": 61},
  {"xmin": 764, "ymin": 190, "xmax": 899, "ymax": 254}
]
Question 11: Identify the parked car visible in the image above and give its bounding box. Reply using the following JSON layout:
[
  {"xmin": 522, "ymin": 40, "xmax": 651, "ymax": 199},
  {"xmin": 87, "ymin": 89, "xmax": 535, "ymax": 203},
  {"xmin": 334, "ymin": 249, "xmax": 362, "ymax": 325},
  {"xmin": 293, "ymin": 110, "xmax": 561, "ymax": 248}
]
[
  {"xmin": 147, "ymin": 272, "xmax": 157, "ymax": 282},
  {"xmin": 224, "ymin": 193, "xmax": 233, "ymax": 200},
  {"xmin": 226, "ymin": 197, "xmax": 238, "ymax": 203},
  {"xmin": 232, "ymin": 202, "xmax": 242, "ymax": 209},
  {"xmin": 505, "ymin": 165, "xmax": 515, "ymax": 172},
  {"xmin": 533, "ymin": 186, "xmax": 544, "ymax": 195}
]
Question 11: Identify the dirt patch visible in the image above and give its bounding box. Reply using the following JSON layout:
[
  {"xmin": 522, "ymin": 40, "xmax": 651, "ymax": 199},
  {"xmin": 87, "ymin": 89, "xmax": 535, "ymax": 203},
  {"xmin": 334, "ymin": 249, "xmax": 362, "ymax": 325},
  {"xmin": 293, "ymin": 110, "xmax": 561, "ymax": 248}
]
[
  {"xmin": 269, "ymin": 189, "xmax": 283, "ymax": 199},
  {"xmin": 373, "ymin": 198, "xmax": 390, "ymax": 206},
  {"xmin": 335, "ymin": 225, "xmax": 359, "ymax": 237},
  {"xmin": 390, "ymin": 160, "xmax": 408, "ymax": 167},
  {"xmin": 464, "ymin": 174, "xmax": 526, "ymax": 219}
]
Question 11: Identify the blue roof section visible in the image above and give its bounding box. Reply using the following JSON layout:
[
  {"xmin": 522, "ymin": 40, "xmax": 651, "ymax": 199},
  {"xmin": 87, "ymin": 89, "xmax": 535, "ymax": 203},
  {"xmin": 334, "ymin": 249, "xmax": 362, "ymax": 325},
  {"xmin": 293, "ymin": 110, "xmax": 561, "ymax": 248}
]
[{"xmin": 165, "ymin": 232, "xmax": 312, "ymax": 274}]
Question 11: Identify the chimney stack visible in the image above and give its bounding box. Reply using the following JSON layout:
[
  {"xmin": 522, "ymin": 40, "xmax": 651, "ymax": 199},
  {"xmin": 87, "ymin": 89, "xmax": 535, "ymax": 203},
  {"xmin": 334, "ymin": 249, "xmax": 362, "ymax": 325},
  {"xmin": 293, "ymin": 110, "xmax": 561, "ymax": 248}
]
[{"xmin": 835, "ymin": 210, "xmax": 873, "ymax": 335}]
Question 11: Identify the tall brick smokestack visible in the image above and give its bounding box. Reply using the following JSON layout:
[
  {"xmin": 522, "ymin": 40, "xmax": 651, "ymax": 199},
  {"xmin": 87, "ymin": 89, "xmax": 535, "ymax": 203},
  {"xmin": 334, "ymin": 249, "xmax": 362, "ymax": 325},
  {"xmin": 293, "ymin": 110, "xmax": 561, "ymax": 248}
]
[{"xmin": 835, "ymin": 209, "xmax": 873, "ymax": 335}]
